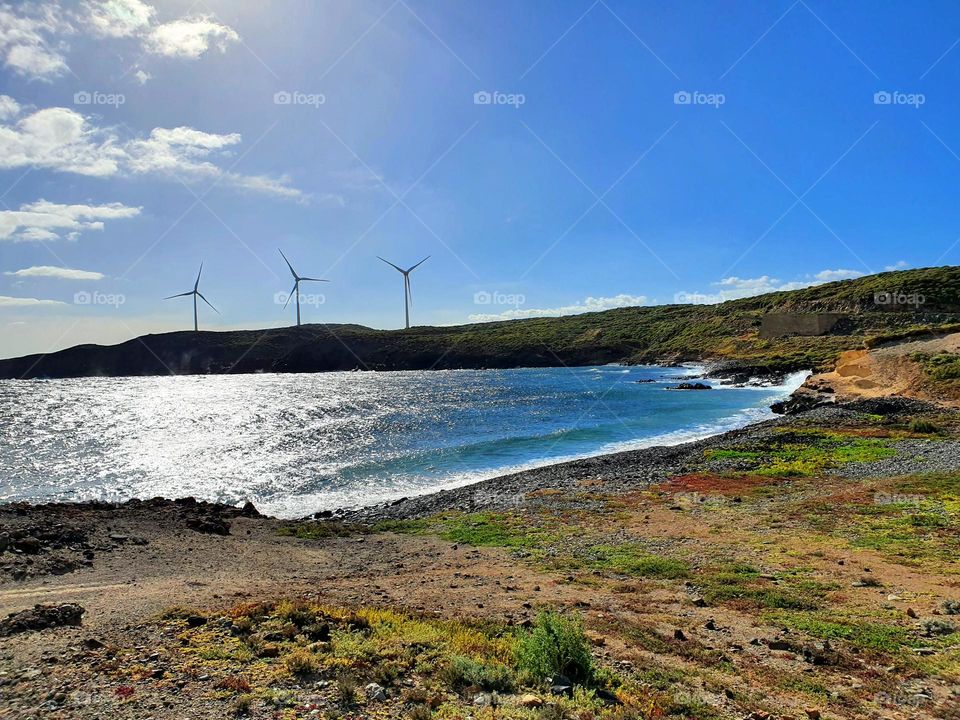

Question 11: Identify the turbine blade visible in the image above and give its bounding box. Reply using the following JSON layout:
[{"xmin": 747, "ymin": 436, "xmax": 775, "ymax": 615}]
[
  {"xmin": 283, "ymin": 282, "xmax": 297, "ymax": 309},
  {"xmin": 164, "ymin": 291, "xmax": 193, "ymax": 300},
  {"xmin": 194, "ymin": 262, "xmax": 203, "ymax": 291},
  {"xmin": 299, "ymin": 277, "xmax": 329, "ymax": 283},
  {"xmin": 406, "ymin": 275, "xmax": 413, "ymax": 308},
  {"xmin": 407, "ymin": 255, "xmax": 430, "ymax": 273},
  {"xmin": 377, "ymin": 256, "xmax": 405, "ymax": 273},
  {"xmin": 278, "ymin": 249, "xmax": 298, "ymax": 279},
  {"xmin": 197, "ymin": 292, "xmax": 220, "ymax": 314}
]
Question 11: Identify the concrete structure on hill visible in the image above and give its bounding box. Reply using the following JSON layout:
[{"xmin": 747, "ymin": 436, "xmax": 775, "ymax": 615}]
[{"xmin": 760, "ymin": 313, "xmax": 847, "ymax": 339}]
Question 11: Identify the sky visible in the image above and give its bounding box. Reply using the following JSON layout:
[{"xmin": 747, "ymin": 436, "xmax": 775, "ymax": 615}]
[{"xmin": 1, "ymin": 0, "xmax": 959, "ymax": 359}]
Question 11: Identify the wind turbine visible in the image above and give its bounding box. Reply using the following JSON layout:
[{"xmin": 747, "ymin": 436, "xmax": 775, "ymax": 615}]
[
  {"xmin": 378, "ymin": 255, "xmax": 429, "ymax": 329},
  {"xmin": 279, "ymin": 249, "xmax": 328, "ymax": 326},
  {"xmin": 164, "ymin": 263, "xmax": 219, "ymax": 332}
]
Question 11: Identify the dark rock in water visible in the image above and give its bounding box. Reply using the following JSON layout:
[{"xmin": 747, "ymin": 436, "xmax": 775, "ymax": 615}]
[
  {"xmin": 670, "ymin": 382, "xmax": 712, "ymax": 391},
  {"xmin": 314, "ymin": 509, "xmax": 334, "ymax": 519},
  {"xmin": 240, "ymin": 501, "xmax": 261, "ymax": 518},
  {"xmin": 771, "ymin": 393, "xmax": 830, "ymax": 415},
  {"xmin": 0, "ymin": 603, "xmax": 84, "ymax": 636},
  {"xmin": 634, "ymin": 379, "xmax": 655, "ymax": 383}
]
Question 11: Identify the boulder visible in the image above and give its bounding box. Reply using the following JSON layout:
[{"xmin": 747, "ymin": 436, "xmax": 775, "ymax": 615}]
[{"xmin": 0, "ymin": 603, "xmax": 84, "ymax": 636}]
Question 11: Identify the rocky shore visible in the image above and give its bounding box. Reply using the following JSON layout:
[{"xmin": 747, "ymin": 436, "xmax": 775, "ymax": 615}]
[{"xmin": 1, "ymin": 394, "xmax": 958, "ymax": 719}]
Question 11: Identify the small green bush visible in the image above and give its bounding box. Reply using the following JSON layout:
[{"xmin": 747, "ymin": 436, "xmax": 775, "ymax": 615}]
[
  {"xmin": 515, "ymin": 611, "xmax": 594, "ymax": 686},
  {"xmin": 441, "ymin": 656, "xmax": 514, "ymax": 692},
  {"xmin": 909, "ymin": 419, "xmax": 941, "ymax": 434}
]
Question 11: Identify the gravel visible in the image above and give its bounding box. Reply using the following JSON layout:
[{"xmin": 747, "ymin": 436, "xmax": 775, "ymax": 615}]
[{"xmin": 340, "ymin": 402, "xmax": 960, "ymax": 523}]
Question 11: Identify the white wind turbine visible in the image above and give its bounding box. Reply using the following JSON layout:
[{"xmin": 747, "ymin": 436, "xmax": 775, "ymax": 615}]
[
  {"xmin": 378, "ymin": 255, "xmax": 430, "ymax": 329},
  {"xmin": 164, "ymin": 262, "xmax": 219, "ymax": 332},
  {"xmin": 279, "ymin": 249, "xmax": 329, "ymax": 326}
]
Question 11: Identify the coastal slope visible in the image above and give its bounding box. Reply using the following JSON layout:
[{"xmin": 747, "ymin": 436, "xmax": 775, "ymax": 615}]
[
  {"xmin": 2, "ymin": 265, "xmax": 959, "ymax": 379},
  {"xmin": 1, "ymin": 399, "xmax": 958, "ymax": 719}
]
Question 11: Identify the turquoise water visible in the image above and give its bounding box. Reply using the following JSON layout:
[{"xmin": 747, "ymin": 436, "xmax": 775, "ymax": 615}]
[{"xmin": 0, "ymin": 366, "xmax": 806, "ymax": 517}]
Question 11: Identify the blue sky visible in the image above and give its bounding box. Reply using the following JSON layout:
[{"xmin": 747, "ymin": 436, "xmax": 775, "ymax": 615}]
[{"xmin": 1, "ymin": 0, "xmax": 959, "ymax": 358}]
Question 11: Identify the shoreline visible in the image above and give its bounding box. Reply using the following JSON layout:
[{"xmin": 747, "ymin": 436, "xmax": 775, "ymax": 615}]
[
  {"xmin": 0, "ymin": 364, "xmax": 806, "ymax": 517},
  {"xmin": 2, "ymin": 395, "xmax": 958, "ymax": 720}
]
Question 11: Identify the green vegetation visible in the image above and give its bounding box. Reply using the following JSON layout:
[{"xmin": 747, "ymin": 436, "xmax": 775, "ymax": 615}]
[
  {"xmin": 141, "ymin": 601, "xmax": 662, "ymax": 719},
  {"xmin": 276, "ymin": 522, "xmax": 364, "ymax": 540},
  {"xmin": 764, "ymin": 611, "xmax": 915, "ymax": 655},
  {"xmin": 581, "ymin": 544, "xmax": 690, "ymax": 579},
  {"xmin": 912, "ymin": 351, "xmax": 960, "ymax": 382},
  {"xmin": 6, "ymin": 265, "xmax": 960, "ymax": 378},
  {"xmin": 515, "ymin": 611, "xmax": 594, "ymax": 686},
  {"xmin": 706, "ymin": 429, "xmax": 896, "ymax": 477}
]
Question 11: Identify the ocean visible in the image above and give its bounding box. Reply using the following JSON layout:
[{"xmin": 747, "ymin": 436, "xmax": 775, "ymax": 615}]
[{"xmin": 0, "ymin": 366, "xmax": 807, "ymax": 518}]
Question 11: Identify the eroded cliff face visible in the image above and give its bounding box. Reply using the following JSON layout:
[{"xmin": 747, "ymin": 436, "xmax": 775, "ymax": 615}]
[{"xmin": 780, "ymin": 332, "xmax": 960, "ymax": 412}]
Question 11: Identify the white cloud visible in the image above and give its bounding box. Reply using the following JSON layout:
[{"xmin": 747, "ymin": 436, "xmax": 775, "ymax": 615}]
[
  {"xmin": 0, "ymin": 105, "xmax": 305, "ymax": 199},
  {"xmin": 0, "ymin": 295, "xmax": 67, "ymax": 307},
  {"xmin": 0, "ymin": 4, "xmax": 70, "ymax": 79},
  {"xmin": 133, "ymin": 68, "xmax": 151, "ymax": 84},
  {"xmin": 0, "ymin": 94, "xmax": 20, "ymax": 120},
  {"xmin": 674, "ymin": 268, "xmax": 865, "ymax": 305},
  {"xmin": 469, "ymin": 294, "xmax": 649, "ymax": 322},
  {"xmin": 0, "ymin": 2, "xmax": 239, "ymax": 80},
  {"xmin": 0, "ymin": 107, "xmax": 125, "ymax": 176},
  {"xmin": 144, "ymin": 15, "xmax": 239, "ymax": 58},
  {"xmin": 82, "ymin": 0, "xmax": 155, "ymax": 38},
  {"xmin": 0, "ymin": 200, "xmax": 141, "ymax": 242},
  {"xmin": 6, "ymin": 265, "xmax": 105, "ymax": 280},
  {"xmin": 885, "ymin": 260, "xmax": 909, "ymax": 272}
]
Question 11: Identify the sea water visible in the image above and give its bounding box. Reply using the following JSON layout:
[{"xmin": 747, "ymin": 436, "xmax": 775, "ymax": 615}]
[{"xmin": 0, "ymin": 366, "xmax": 808, "ymax": 517}]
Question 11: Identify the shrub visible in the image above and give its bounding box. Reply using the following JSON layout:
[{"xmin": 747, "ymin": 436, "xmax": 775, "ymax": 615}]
[
  {"xmin": 441, "ymin": 655, "xmax": 514, "ymax": 692},
  {"xmin": 337, "ymin": 676, "xmax": 359, "ymax": 705},
  {"xmin": 283, "ymin": 648, "xmax": 317, "ymax": 676},
  {"xmin": 909, "ymin": 419, "xmax": 941, "ymax": 434},
  {"xmin": 408, "ymin": 704, "xmax": 433, "ymax": 720},
  {"xmin": 232, "ymin": 694, "xmax": 254, "ymax": 716},
  {"xmin": 515, "ymin": 611, "xmax": 594, "ymax": 686}
]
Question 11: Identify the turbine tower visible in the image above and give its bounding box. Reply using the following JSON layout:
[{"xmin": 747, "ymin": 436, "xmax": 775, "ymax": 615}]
[
  {"xmin": 164, "ymin": 263, "xmax": 219, "ymax": 332},
  {"xmin": 279, "ymin": 249, "xmax": 328, "ymax": 327},
  {"xmin": 378, "ymin": 256, "xmax": 429, "ymax": 329}
]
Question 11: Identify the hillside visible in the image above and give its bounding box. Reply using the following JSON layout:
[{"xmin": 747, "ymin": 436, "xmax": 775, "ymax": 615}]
[{"xmin": 2, "ymin": 266, "xmax": 960, "ymax": 380}]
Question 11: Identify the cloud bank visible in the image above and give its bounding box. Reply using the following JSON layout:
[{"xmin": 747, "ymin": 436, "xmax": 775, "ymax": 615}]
[{"xmin": 0, "ymin": 1, "xmax": 240, "ymax": 80}]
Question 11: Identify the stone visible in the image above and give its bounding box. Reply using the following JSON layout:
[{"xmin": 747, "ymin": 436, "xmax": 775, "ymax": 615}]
[
  {"xmin": 0, "ymin": 604, "xmax": 84, "ymax": 636},
  {"xmin": 365, "ymin": 683, "xmax": 387, "ymax": 702},
  {"xmin": 674, "ymin": 629, "xmax": 687, "ymax": 641},
  {"xmin": 517, "ymin": 694, "xmax": 543, "ymax": 708},
  {"xmin": 907, "ymin": 608, "xmax": 918, "ymax": 619},
  {"xmin": 804, "ymin": 709, "xmax": 822, "ymax": 720},
  {"xmin": 13, "ymin": 537, "xmax": 41, "ymax": 554}
]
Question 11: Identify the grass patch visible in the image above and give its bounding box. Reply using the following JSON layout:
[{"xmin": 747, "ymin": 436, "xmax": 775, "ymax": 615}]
[
  {"xmin": 710, "ymin": 429, "xmax": 897, "ymax": 477},
  {"xmin": 764, "ymin": 611, "xmax": 915, "ymax": 655},
  {"xmin": 276, "ymin": 522, "xmax": 364, "ymax": 540},
  {"xmin": 580, "ymin": 544, "xmax": 689, "ymax": 579}
]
